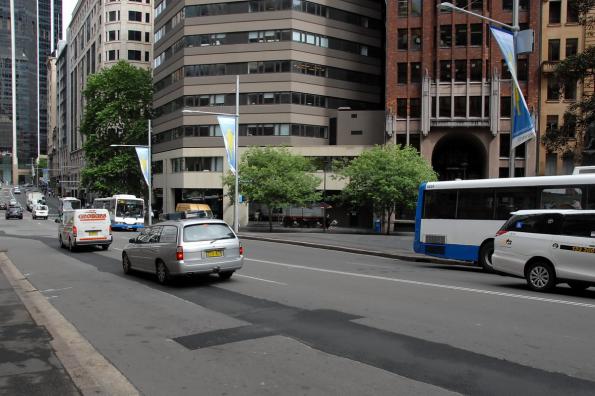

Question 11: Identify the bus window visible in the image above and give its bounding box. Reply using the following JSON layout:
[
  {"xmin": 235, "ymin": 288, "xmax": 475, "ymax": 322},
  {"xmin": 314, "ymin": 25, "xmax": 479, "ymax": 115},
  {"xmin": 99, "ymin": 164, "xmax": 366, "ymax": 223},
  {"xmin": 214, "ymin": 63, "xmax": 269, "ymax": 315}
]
[
  {"xmin": 494, "ymin": 188, "xmax": 538, "ymax": 220},
  {"xmin": 541, "ymin": 187, "xmax": 583, "ymax": 209},
  {"xmin": 423, "ymin": 190, "xmax": 457, "ymax": 219},
  {"xmin": 457, "ymin": 189, "xmax": 495, "ymax": 220},
  {"xmin": 586, "ymin": 186, "xmax": 595, "ymax": 209}
]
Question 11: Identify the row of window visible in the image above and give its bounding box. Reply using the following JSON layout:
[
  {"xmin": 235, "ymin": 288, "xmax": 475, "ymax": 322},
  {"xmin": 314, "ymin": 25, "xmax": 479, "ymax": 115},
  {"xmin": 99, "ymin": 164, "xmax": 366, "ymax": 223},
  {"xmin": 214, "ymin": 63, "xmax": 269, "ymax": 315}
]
[
  {"xmin": 154, "ymin": 8, "xmax": 184, "ymax": 43},
  {"xmin": 154, "ymin": 60, "xmax": 380, "ymax": 92},
  {"xmin": 107, "ymin": 10, "xmax": 150, "ymax": 23},
  {"xmin": 424, "ymin": 185, "xmax": 595, "ymax": 220},
  {"xmin": 439, "ymin": 24, "xmax": 484, "ymax": 48},
  {"xmin": 169, "ymin": 157, "xmax": 223, "ymax": 173},
  {"xmin": 394, "ymin": 95, "xmax": 489, "ymax": 119},
  {"xmin": 547, "ymin": 38, "xmax": 579, "ymax": 61},
  {"xmin": 106, "ymin": 49, "xmax": 150, "ymax": 62},
  {"xmin": 547, "ymin": 77, "xmax": 577, "ymax": 101},
  {"xmin": 182, "ymin": 0, "xmax": 382, "ymax": 29},
  {"xmin": 106, "ymin": 30, "xmax": 150, "ymax": 43},
  {"xmin": 152, "ymin": 123, "xmax": 329, "ymax": 144},
  {"xmin": 548, "ymin": 0, "xmax": 579, "ymax": 24},
  {"xmin": 155, "ymin": 91, "xmax": 378, "ymax": 116},
  {"xmin": 155, "ymin": 0, "xmax": 168, "ymax": 18}
]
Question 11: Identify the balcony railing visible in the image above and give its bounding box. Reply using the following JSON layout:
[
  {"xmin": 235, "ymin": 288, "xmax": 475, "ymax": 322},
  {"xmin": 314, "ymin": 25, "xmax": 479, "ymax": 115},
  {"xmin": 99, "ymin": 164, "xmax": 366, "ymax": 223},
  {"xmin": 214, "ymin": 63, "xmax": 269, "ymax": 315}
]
[{"xmin": 541, "ymin": 60, "xmax": 559, "ymax": 74}]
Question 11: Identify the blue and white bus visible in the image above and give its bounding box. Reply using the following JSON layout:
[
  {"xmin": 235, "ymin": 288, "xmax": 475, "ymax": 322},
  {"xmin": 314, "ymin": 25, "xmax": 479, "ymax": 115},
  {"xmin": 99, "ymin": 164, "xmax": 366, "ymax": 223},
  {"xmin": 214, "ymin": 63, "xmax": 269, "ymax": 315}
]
[
  {"xmin": 92, "ymin": 195, "xmax": 145, "ymax": 230},
  {"xmin": 414, "ymin": 174, "xmax": 595, "ymax": 271}
]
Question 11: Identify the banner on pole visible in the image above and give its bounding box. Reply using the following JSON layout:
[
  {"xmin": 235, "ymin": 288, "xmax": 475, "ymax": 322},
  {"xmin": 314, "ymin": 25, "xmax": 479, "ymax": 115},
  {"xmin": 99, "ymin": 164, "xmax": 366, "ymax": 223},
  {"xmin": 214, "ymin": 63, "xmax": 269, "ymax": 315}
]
[
  {"xmin": 490, "ymin": 26, "xmax": 536, "ymax": 148},
  {"xmin": 135, "ymin": 147, "xmax": 150, "ymax": 187},
  {"xmin": 217, "ymin": 116, "xmax": 237, "ymax": 174}
]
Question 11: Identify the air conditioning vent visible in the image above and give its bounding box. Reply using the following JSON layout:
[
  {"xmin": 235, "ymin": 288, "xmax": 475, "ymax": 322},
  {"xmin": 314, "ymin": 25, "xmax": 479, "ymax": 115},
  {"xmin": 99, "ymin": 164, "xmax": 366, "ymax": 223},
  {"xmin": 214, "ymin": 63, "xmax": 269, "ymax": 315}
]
[{"xmin": 425, "ymin": 234, "xmax": 446, "ymax": 244}]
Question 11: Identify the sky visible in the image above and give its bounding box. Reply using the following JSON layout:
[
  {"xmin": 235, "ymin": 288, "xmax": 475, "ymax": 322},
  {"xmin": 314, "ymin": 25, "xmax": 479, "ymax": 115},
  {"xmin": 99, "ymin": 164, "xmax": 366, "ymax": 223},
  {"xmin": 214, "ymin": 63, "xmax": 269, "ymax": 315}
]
[{"xmin": 62, "ymin": 0, "xmax": 77, "ymax": 38}]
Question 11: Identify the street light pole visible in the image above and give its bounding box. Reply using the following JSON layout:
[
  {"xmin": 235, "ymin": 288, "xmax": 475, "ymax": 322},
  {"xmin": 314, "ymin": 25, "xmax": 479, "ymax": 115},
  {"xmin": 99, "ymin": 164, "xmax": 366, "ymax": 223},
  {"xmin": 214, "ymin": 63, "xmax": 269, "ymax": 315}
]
[
  {"xmin": 234, "ymin": 75, "xmax": 240, "ymax": 234},
  {"xmin": 148, "ymin": 119, "xmax": 152, "ymax": 226},
  {"xmin": 10, "ymin": 0, "xmax": 17, "ymax": 186}
]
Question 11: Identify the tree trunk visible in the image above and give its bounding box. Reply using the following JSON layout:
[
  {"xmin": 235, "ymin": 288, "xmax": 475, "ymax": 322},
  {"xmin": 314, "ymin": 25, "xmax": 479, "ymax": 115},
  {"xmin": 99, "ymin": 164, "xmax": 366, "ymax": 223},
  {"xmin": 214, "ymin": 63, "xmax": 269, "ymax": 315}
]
[
  {"xmin": 386, "ymin": 209, "xmax": 393, "ymax": 235},
  {"xmin": 268, "ymin": 205, "xmax": 273, "ymax": 232}
]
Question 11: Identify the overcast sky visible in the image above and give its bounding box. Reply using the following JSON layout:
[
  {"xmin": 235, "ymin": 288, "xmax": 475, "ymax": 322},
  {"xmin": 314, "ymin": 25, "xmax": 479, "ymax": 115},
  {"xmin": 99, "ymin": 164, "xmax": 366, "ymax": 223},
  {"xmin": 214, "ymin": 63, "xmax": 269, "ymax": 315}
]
[{"xmin": 62, "ymin": 0, "xmax": 77, "ymax": 38}]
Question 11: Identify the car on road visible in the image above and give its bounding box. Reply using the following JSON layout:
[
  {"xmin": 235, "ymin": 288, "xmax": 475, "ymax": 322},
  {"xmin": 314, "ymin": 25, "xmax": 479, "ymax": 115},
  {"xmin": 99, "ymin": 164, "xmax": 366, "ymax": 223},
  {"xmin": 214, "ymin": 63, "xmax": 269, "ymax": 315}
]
[
  {"xmin": 122, "ymin": 219, "xmax": 243, "ymax": 284},
  {"xmin": 5, "ymin": 206, "xmax": 23, "ymax": 220},
  {"xmin": 0, "ymin": 202, "xmax": 6, "ymax": 210},
  {"xmin": 58, "ymin": 209, "xmax": 112, "ymax": 251},
  {"xmin": 493, "ymin": 210, "xmax": 595, "ymax": 292},
  {"xmin": 8, "ymin": 199, "xmax": 17, "ymax": 207},
  {"xmin": 12, "ymin": 186, "xmax": 21, "ymax": 194},
  {"xmin": 32, "ymin": 204, "xmax": 49, "ymax": 220}
]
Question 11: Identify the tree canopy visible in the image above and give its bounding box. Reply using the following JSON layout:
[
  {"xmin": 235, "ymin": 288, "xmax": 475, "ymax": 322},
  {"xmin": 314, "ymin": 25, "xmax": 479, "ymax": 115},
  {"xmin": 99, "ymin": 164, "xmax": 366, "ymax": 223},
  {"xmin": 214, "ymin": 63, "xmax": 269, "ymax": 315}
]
[
  {"xmin": 224, "ymin": 146, "xmax": 321, "ymax": 231},
  {"xmin": 337, "ymin": 145, "xmax": 437, "ymax": 234},
  {"xmin": 80, "ymin": 61, "xmax": 153, "ymax": 197}
]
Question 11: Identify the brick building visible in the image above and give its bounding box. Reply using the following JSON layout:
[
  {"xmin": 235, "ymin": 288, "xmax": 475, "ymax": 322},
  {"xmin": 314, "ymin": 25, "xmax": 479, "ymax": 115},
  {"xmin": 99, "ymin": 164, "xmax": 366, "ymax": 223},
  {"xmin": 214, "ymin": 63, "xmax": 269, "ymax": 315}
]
[{"xmin": 386, "ymin": 0, "xmax": 540, "ymax": 180}]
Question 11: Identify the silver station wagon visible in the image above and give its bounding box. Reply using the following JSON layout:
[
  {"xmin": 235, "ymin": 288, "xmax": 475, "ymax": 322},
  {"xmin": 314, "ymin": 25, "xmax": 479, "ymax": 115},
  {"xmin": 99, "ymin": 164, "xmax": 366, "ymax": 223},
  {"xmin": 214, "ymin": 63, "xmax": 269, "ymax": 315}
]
[{"xmin": 122, "ymin": 219, "xmax": 244, "ymax": 284}]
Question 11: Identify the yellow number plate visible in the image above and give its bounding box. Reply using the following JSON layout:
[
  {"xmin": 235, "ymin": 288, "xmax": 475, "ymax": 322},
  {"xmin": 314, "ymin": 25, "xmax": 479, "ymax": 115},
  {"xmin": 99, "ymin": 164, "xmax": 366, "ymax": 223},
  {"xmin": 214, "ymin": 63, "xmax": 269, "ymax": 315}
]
[
  {"xmin": 88, "ymin": 231, "xmax": 99, "ymax": 236},
  {"xmin": 206, "ymin": 250, "xmax": 223, "ymax": 258}
]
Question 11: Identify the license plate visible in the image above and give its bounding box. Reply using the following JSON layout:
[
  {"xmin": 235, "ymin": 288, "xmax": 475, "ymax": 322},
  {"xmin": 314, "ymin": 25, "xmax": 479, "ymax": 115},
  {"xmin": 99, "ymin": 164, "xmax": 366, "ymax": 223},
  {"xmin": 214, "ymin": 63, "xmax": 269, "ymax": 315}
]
[
  {"xmin": 206, "ymin": 250, "xmax": 223, "ymax": 258},
  {"xmin": 88, "ymin": 231, "xmax": 99, "ymax": 236}
]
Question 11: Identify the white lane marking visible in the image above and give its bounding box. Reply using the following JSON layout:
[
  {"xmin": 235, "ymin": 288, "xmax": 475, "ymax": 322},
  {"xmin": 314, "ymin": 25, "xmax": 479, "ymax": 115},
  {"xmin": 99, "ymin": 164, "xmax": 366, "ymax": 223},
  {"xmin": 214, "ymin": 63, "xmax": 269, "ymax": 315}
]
[
  {"xmin": 40, "ymin": 287, "xmax": 73, "ymax": 293},
  {"xmin": 246, "ymin": 258, "xmax": 595, "ymax": 309},
  {"xmin": 235, "ymin": 274, "xmax": 287, "ymax": 285}
]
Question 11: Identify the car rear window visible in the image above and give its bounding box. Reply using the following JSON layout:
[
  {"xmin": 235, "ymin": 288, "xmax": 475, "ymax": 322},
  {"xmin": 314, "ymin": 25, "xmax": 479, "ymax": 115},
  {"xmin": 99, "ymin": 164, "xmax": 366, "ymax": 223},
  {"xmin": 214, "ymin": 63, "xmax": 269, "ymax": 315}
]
[
  {"xmin": 183, "ymin": 223, "xmax": 235, "ymax": 242},
  {"xmin": 38, "ymin": 205, "xmax": 48, "ymax": 210}
]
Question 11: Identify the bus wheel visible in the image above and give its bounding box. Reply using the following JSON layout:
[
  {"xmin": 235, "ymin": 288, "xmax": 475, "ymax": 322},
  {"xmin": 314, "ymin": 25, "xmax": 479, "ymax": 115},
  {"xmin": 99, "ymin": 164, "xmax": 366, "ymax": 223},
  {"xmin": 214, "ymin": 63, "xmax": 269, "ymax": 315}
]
[{"xmin": 478, "ymin": 240, "xmax": 495, "ymax": 273}]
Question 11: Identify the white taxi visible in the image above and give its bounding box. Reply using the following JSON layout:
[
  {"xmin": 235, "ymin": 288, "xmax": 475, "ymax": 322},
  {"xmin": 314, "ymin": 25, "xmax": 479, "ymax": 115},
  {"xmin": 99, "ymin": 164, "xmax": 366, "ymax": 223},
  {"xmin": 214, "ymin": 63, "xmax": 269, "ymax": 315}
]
[
  {"xmin": 32, "ymin": 204, "xmax": 49, "ymax": 220},
  {"xmin": 493, "ymin": 210, "xmax": 595, "ymax": 292}
]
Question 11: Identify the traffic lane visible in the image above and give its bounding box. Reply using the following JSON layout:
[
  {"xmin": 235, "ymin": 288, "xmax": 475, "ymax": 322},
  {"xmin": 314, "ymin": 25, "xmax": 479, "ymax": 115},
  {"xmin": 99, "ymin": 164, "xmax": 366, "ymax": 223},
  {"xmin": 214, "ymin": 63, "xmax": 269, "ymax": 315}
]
[
  {"xmin": 224, "ymin": 240, "xmax": 595, "ymax": 382},
  {"xmin": 0, "ymin": 220, "xmax": 453, "ymax": 396}
]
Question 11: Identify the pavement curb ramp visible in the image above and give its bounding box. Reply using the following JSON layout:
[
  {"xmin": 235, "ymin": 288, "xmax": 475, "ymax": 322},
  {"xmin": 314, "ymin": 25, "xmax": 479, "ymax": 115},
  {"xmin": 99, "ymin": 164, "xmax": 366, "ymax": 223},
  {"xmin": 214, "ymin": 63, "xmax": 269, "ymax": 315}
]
[
  {"xmin": 0, "ymin": 252, "xmax": 139, "ymax": 396},
  {"xmin": 238, "ymin": 234, "xmax": 467, "ymax": 266}
]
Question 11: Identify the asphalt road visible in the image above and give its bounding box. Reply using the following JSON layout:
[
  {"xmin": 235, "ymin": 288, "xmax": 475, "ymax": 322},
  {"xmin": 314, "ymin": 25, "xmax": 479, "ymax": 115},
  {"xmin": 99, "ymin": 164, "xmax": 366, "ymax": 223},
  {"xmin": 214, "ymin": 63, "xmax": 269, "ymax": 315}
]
[{"xmin": 2, "ymin": 186, "xmax": 595, "ymax": 395}]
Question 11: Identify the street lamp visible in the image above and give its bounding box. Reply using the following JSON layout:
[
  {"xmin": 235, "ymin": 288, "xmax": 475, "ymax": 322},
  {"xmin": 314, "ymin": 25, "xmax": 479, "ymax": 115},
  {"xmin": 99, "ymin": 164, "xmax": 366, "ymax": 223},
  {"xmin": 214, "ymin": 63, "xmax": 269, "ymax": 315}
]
[{"xmin": 437, "ymin": 1, "xmax": 520, "ymax": 178}]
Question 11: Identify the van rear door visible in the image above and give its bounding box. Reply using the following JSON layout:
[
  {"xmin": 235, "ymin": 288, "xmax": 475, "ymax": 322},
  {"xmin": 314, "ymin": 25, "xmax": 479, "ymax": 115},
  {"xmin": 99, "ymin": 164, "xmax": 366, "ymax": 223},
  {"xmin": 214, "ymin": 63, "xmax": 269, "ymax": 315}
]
[{"xmin": 75, "ymin": 210, "xmax": 111, "ymax": 243}]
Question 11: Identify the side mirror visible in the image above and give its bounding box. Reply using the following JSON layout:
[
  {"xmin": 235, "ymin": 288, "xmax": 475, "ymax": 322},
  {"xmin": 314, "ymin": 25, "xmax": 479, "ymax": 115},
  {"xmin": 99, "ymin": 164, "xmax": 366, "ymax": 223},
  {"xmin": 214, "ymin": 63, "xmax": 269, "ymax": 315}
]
[{"xmin": 129, "ymin": 238, "xmax": 137, "ymax": 243}]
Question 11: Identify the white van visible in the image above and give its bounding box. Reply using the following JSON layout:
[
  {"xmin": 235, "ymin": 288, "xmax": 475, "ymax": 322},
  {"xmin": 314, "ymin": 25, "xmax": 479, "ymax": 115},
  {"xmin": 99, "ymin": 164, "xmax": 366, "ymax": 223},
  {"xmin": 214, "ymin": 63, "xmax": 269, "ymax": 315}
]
[{"xmin": 57, "ymin": 209, "xmax": 112, "ymax": 251}]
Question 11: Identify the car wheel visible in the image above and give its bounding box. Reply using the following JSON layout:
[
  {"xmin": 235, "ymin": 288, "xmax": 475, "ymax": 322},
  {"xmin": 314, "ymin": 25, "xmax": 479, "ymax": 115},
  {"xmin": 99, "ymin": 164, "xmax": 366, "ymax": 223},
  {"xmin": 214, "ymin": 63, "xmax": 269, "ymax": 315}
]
[
  {"xmin": 68, "ymin": 238, "xmax": 76, "ymax": 252},
  {"xmin": 59, "ymin": 235, "xmax": 64, "ymax": 248},
  {"xmin": 101, "ymin": 244, "xmax": 109, "ymax": 251},
  {"xmin": 478, "ymin": 240, "xmax": 495, "ymax": 273},
  {"xmin": 122, "ymin": 254, "xmax": 132, "ymax": 274},
  {"xmin": 156, "ymin": 261, "xmax": 170, "ymax": 285},
  {"xmin": 32, "ymin": 215, "xmax": 35, "ymax": 220},
  {"xmin": 219, "ymin": 271, "xmax": 234, "ymax": 280},
  {"xmin": 525, "ymin": 261, "xmax": 556, "ymax": 292},
  {"xmin": 568, "ymin": 281, "xmax": 590, "ymax": 292}
]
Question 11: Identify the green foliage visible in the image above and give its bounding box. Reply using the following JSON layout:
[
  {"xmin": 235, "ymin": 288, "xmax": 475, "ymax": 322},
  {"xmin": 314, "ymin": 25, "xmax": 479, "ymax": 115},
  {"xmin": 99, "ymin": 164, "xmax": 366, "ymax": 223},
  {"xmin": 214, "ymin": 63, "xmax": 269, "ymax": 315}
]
[
  {"xmin": 80, "ymin": 61, "xmax": 153, "ymax": 196},
  {"xmin": 224, "ymin": 147, "xmax": 321, "ymax": 231},
  {"xmin": 337, "ymin": 145, "xmax": 437, "ymax": 234}
]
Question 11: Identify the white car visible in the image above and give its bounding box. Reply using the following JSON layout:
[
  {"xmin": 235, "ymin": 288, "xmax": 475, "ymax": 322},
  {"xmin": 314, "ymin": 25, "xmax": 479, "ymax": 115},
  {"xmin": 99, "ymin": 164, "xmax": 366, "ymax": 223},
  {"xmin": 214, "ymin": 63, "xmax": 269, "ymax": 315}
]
[
  {"xmin": 493, "ymin": 210, "xmax": 595, "ymax": 292},
  {"xmin": 32, "ymin": 204, "xmax": 49, "ymax": 220},
  {"xmin": 13, "ymin": 186, "xmax": 21, "ymax": 194}
]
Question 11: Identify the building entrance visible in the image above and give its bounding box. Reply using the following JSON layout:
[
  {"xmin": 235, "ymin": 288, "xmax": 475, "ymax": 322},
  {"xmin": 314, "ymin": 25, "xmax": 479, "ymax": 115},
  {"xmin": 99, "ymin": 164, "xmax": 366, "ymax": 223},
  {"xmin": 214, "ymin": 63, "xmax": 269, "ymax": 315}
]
[{"xmin": 432, "ymin": 134, "xmax": 486, "ymax": 181}]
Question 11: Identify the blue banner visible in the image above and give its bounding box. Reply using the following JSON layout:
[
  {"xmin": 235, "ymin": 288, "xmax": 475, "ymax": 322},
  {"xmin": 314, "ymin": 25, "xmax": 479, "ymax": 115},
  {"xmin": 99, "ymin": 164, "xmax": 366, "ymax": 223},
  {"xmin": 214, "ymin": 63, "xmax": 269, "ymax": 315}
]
[
  {"xmin": 135, "ymin": 147, "xmax": 150, "ymax": 187},
  {"xmin": 490, "ymin": 26, "xmax": 536, "ymax": 148},
  {"xmin": 217, "ymin": 116, "xmax": 237, "ymax": 174}
]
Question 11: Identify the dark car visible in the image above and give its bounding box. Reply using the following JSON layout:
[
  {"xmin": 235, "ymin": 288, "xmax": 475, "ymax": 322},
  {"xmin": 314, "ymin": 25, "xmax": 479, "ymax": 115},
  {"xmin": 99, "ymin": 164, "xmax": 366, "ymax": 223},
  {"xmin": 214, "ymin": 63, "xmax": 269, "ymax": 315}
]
[
  {"xmin": 5, "ymin": 206, "xmax": 23, "ymax": 220},
  {"xmin": 0, "ymin": 202, "xmax": 6, "ymax": 210}
]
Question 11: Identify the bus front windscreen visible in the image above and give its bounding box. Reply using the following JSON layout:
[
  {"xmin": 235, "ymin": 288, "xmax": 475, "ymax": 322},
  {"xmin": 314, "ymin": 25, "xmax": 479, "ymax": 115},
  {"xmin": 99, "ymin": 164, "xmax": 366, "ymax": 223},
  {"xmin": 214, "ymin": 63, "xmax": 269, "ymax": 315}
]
[{"xmin": 116, "ymin": 200, "xmax": 143, "ymax": 218}]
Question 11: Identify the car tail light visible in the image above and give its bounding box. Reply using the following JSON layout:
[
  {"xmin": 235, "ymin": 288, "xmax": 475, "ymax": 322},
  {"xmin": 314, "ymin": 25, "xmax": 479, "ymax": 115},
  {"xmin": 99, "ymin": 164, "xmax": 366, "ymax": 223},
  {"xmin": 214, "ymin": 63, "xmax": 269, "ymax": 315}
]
[
  {"xmin": 239, "ymin": 245, "xmax": 244, "ymax": 255},
  {"xmin": 496, "ymin": 230, "xmax": 508, "ymax": 236},
  {"xmin": 109, "ymin": 225, "xmax": 112, "ymax": 235},
  {"xmin": 72, "ymin": 226, "xmax": 78, "ymax": 237},
  {"xmin": 176, "ymin": 246, "xmax": 184, "ymax": 261}
]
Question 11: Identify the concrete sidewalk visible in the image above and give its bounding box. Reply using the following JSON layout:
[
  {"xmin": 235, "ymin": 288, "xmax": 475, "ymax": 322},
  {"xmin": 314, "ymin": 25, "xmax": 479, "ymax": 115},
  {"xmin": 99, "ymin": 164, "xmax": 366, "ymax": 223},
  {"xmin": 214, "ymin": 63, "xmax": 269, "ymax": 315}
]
[
  {"xmin": 239, "ymin": 230, "xmax": 464, "ymax": 265},
  {"xmin": 0, "ymin": 267, "xmax": 80, "ymax": 395}
]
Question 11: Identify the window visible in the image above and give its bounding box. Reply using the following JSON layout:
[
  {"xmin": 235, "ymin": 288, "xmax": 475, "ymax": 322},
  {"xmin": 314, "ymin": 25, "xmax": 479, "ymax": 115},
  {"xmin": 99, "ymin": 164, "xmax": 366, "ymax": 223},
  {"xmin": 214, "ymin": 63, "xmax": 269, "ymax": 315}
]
[
  {"xmin": 411, "ymin": 62, "xmax": 422, "ymax": 82},
  {"xmin": 455, "ymin": 60, "xmax": 467, "ymax": 81},
  {"xmin": 108, "ymin": 50, "xmax": 117, "ymax": 61},
  {"xmin": 439, "ymin": 96, "xmax": 451, "ymax": 117},
  {"xmin": 145, "ymin": 32, "xmax": 150, "ymax": 42},
  {"xmin": 398, "ymin": 29, "xmax": 408, "ymax": 50},
  {"xmin": 588, "ymin": 186, "xmax": 595, "ymax": 209},
  {"xmin": 440, "ymin": 25, "xmax": 452, "ymax": 47},
  {"xmin": 548, "ymin": 39, "xmax": 560, "ymax": 61},
  {"xmin": 501, "ymin": 96, "xmax": 511, "ymax": 117},
  {"xmin": 423, "ymin": 190, "xmax": 457, "ymax": 219},
  {"xmin": 411, "ymin": 28, "xmax": 422, "ymax": 50},
  {"xmin": 128, "ymin": 30, "xmax": 141, "ymax": 41},
  {"xmin": 107, "ymin": 30, "xmax": 118, "ymax": 41},
  {"xmin": 495, "ymin": 189, "xmax": 538, "ymax": 220},
  {"xmin": 542, "ymin": 187, "xmax": 583, "ymax": 209},
  {"xmin": 566, "ymin": 38, "xmax": 578, "ymax": 57},
  {"xmin": 440, "ymin": 60, "xmax": 451, "ymax": 80},
  {"xmin": 128, "ymin": 50, "xmax": 141, "ymax": 61},
  {"xmin": 145, "ymin": 51, "xmax": 150, "ymax": 62},
  {"xmin": 398, "ymin": 0, "xmax": 408, "ymax": 16},
  {"xmin": 455, "ymin": 24, "xmax": 467, "ymax": 46},
  {"xmin": 146, "ymin": 13, "xmax": 150, "ymax": 23},
  {"xmin": 469, "ymin": 96, "xmax": 482, "ymax": 117},
  {"xmin": 503, "ymin": 0, "xmax": 529, "ymax": 9},
  {"xmin": 410, "ymin": 98, "xmax": 421, "ymax": 117},
  {"xmin": 471, "ymin": 0, "xmax": 483, "ymax": 10},
  {"xmin": 397, "ymin": 63, "xmax": 407, "ymax": 83},
  {"xmin": 454, "ymin": 96, "xmax": 466, "ymax": 117},
  {"xmin": 545, "ymin": 153, "xmax": 558, "ymax": 175},
  {"xmin": 565, "ymin": 78, "xmax": 577, "ymax": 100},
  {"xmin": 152, "ymin": 160, "xmax": 163, "ymax": 174},
  {"xmin": 546, "ymin": 115, "xmax": 559, "ymax": 134},
  {"xmin": 458, "ymin": 189, "xmax": 495, "ymax": 219},
  {"xmin": 411, "ymin": 0, "xmax": 423, "ymax": 16},
  {"xmin": 561, "ymin": 215, "xmax": 595, "ymax": 237},
  {"xmin": 396, "ymin": 98, "xmax": 407, "ymax": 118},
  {"xmin": 470, "ymin": 59, "xmax": 482, "ymax": 81},
  {"xmin": 503, "ymin": 214, "xmax": 562, "ymax": 234},
  {"xmin": 159, "ymin": 226, "xmax": 178, "ymax": 243},
  {"xmin": 567, "ymin": 0, "xmax": 579, "ymax": 23},
  {"xmin": 501, "ymin": 59, "xmax": 512, "ymax": 79},
  {"xmin": 549, "ymin": 0, "xmax": 561, "ymax": 24},
  {"xmin": 547, "ymin": 77, "xmax": 560, "ymax": 100},
  {"xmin": 455, "ymin": 0, "xmax": 467, "ymax": 8},
  {"xmin": 470, "ymin": 24, "xmax": 482, "ymax": 46},
  {"xmin": 517, "ymin": 58, "xmax": 528, "ymax": 81},
  {"xmin": 108, "ymin": 10, "xmax": 118, "ymax": 21},
  {"xmin": 129, "ymin": 11, "xmax": 142, "ymax": 22},
  {"xmin": 351, "ymin": 130, "xmax": 363, "ymax": 135}
]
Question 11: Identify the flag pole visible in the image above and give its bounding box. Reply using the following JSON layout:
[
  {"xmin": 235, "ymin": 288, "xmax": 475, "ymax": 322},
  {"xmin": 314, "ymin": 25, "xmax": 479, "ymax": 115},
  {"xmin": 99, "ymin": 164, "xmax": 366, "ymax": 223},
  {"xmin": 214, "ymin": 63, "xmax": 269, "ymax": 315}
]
[{"xmin": 234, "ymin": 75, "xmax": 239, "ymax": 233}]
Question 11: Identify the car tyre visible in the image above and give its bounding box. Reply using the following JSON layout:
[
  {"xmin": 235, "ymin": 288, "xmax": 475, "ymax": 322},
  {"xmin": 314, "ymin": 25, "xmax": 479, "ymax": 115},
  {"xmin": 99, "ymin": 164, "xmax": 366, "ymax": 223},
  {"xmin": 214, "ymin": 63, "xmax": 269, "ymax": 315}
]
[
  {"xmin": 568, "ymin": 281, "xmax": 590, "ymax": 292},
  {"xmin": 122, "ymin": 254, "xmax": 132, "ymax": 274},
  {"xmin": 478, "ymin": 240, "xmax": 495, "ymax": 273},
  {"xmin": 525, "ymin": 260, "xmax": 556, "ymax": 292},
  {"xmin": 59, "ymin": 234, "xmax": 64, "ymax": 248},
  {"xmin": 219, "ymin": 271, "xmax": 234, "ymax": 280},
  {"xmin": 68, "ymin": 237, "xmax": 76, "ymax": 252},
  {"xmin": 156, "ymin": 261, "xmax": 170, "ymax": 285},
  {"xmin": 101, "ymin": 244, "xmax": 109, "ymax": 251}
]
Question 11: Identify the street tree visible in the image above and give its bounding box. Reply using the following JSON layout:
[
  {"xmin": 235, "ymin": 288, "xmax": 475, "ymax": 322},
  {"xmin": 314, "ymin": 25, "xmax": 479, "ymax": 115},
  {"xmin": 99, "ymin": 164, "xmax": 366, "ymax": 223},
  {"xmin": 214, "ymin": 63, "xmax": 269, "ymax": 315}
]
[
  {"xmin": 224, "ymin": 147, "xmax": 321, "ymax": 232},
  {"xmin": 544, "ymin": 0, "xmax": 595, "ymax": 162},
  {"xmin": 337, "ymin": 145, "xmax": 436, "ymax": 234},
  {"xmin": 80, "ymin": 61, "xmax": 153, "ymax": 197}
]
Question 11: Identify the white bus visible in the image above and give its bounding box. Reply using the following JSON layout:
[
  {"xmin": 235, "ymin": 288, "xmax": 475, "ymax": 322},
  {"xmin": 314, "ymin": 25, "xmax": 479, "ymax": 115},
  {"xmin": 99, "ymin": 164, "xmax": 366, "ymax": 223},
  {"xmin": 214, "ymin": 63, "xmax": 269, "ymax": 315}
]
[
  {"xmin": 92, "ymin": 195, "xmax": 145, "ymax": 230},
  {"xmin": 413, "ymin": 174, "xmax": 595, "ymax": 271}
]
